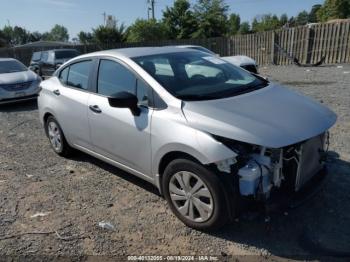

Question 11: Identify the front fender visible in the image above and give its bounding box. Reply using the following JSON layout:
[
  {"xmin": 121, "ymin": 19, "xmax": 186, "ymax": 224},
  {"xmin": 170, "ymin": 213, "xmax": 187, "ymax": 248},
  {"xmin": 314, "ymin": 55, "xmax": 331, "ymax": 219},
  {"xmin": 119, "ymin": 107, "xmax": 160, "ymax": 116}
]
[{"xmin": 151, "ymin": 110, "xmax": 237, "ymax": 176}]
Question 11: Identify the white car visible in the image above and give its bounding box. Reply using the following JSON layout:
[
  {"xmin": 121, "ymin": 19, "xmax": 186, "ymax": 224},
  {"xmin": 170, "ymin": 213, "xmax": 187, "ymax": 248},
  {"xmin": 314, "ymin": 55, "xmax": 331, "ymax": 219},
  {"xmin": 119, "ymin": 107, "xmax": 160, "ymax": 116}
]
[
  {"xmin": 0, "ymin": 58, "xmax": 41, "ymax": 104},
  {"xmin": 174, "ymin": 45, "xmax": 258, "ymax": 74}
]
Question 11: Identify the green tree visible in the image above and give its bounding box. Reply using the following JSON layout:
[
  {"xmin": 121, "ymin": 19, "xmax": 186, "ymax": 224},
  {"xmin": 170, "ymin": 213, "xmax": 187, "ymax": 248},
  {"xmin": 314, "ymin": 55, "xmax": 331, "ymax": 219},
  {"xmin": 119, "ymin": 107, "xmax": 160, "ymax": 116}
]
[
  {"xmin": 308, "ymin": 4, "xmax": 322, "ymax": 23},
  {"xmin": 127, "ymin": 19, "xmax": 169, "ymax": 42},
  {"xmin": 280, "ymin": 13, "xmax": 288, "ymax": 26},
  {"xmin": 29, "ymin": 31, "xmax": 42, "ymax": 42},
  {"xmin": 288, "ymin": 16, "xmax": 296, "ymax": 27},
  {"xmin": 162, "ymin": 0, "xmax": 197, "ymax": 39},
  {"xmin": 2, "ymin": 26, "xmax": 14, "ymax": 46},
  {"xmin": 45, "ymin": 24, "xmax": 69, "ymax": 42},
  {"xmin": 296, "ymin": 10, "xmax": 309, "ymax": 25},
  {"xmin": 0, "ymin": 25, "xmax": 30, "ymax": 46},
  {"xmin": 41, "ymin": 32, "xmax": 50, "ymax": 41},
  {"xmin": 252, "ymin": 14, "xmax": 281, "ymax": 32},
  {"xmin": 192, "ymin": 0, "xmax": 229, "ymax": 38},
  {"xmin": 317, "ymin": 0, "xmax": 350, "ymax": 22},
  {"xmin": 238, "ymin": 21, "xmax": 250, "ymax": 34},
  {"xmin": 93, "ymin": 24, "xmax": 126, "ymax": 46},
  {"xmin": 227, "ymin": 13, "xmax": 241, "ymax": 35},
  {"xmin": 78, "ymin": 31, "xmax": 93, "ymax": 44},
  {"xmin": 0, "ymin": 30, "xmax": 7, "ymax": 47},
  {"xmin": 12, "ymin": 26, "xmax": 30, "ymax": 45}
]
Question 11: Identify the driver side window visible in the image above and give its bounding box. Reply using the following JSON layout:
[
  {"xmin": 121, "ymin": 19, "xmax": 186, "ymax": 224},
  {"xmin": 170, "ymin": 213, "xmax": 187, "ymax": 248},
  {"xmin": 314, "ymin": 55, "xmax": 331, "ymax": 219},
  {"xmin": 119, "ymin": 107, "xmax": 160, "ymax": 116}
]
[
  {"xmin": 97, "ymin": 59, "xmax": 136, "ymax": 96},
  {"xmin": 97, "ymin": 59, "xmax": 151, "ymax": 106}
]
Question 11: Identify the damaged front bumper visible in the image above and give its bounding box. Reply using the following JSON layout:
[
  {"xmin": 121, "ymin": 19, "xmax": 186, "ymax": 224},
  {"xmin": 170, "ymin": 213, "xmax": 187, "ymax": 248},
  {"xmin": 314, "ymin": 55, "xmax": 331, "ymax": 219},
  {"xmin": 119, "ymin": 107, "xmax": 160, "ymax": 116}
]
[{"xmin": 217, "ymin": 132, "xmax": 329, "ymax": 207}]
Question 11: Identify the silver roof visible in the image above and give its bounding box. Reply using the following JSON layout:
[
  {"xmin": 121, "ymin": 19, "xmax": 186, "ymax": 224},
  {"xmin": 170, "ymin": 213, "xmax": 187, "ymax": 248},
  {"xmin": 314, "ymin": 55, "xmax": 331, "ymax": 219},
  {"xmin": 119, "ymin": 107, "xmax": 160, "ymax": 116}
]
[{"xmin": 80, "ymin": 46, "xmax": 193, "ymax": 59}]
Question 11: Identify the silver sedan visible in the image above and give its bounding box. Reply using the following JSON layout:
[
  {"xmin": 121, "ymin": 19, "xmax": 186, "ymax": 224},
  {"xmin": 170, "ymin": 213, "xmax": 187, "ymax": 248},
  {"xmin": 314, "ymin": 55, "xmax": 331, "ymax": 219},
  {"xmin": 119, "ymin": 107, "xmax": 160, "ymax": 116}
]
[
  {"xmin": 38, "ymin": 47, "xmax": 336, "ymax": 230},
  {"xmin": 0, "ymin": 58, "xmax": 41, "ymax": 104}
]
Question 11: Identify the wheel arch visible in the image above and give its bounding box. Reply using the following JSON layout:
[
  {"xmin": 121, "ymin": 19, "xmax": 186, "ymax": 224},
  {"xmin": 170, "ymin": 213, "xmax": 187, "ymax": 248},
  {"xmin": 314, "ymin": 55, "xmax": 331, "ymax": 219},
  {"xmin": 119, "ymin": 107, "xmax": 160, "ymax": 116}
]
[
  {"xmin": 156, "ymin": 150, "xmax": 204, "ymax": 195},
  {"xmin": 43, "ymin": 111, "xmax": 54, "ymax": 123},
  {"xmin": 43, "ymin": 112, "xmax": 54, "ymax": 136}
]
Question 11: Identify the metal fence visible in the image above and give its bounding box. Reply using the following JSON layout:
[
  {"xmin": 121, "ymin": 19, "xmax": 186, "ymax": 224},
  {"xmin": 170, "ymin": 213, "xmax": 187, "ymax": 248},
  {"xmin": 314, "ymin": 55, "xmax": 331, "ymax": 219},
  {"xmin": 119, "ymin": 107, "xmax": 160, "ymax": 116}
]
[{"xmin": 1, "ymin": 21, "xmax": 350, "ymax": 66}]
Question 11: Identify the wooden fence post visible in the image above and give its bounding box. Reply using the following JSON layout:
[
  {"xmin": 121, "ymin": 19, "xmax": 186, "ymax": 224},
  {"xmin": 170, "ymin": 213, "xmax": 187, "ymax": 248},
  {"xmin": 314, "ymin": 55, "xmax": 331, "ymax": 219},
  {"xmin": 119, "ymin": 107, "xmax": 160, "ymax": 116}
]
[
  {"xmin": 304, "ymin": 26, "xmax": 311, "ymax": 64},
  {"xmin": 271, "ymin": 31, "xmax": 275, "ymax": 64}
]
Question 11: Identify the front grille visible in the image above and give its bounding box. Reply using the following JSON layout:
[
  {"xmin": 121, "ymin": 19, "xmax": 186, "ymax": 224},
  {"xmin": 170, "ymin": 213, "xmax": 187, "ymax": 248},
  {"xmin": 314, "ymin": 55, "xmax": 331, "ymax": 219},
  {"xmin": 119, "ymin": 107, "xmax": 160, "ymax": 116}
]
[
  {"xmin": 0, "ymin": 81, "xmax": 33, "ymax": 91},
  {"xmin": 282, "ymin": 133, "xmax": 325, "ymax": 192}
]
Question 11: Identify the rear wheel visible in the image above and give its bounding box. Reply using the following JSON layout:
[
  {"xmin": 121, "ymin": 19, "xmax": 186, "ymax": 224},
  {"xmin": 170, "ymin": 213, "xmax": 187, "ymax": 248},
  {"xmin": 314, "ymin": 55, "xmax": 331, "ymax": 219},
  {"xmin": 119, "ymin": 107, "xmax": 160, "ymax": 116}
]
[
  {"xmin": 163, "ymin": 159, "xmax": 229, "ymax": 230},
  {"xmin": 45, "ymin": 116, "xmax": 73, "ymax": 157}
]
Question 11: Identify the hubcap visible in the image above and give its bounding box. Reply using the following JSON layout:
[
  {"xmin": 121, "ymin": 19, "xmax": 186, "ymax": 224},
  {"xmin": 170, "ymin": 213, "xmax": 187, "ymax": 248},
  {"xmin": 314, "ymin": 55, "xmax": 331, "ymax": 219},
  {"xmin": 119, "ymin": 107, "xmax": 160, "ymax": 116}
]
[
  {"xmin": 48, "ymin": 121, "xmax": 62, "ymax": 152},
  {"xmin": 169, "ymin": 171, "xmax": 213, "ymax": 222}
]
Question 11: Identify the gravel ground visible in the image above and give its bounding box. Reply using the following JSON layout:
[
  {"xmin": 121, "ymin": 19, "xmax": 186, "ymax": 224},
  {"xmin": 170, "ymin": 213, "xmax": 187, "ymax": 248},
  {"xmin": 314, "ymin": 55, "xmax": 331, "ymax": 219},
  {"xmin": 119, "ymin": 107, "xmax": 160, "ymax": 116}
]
[{"xmin": 0, "ymin": 64, "xmax": 349, "ymax": 261}]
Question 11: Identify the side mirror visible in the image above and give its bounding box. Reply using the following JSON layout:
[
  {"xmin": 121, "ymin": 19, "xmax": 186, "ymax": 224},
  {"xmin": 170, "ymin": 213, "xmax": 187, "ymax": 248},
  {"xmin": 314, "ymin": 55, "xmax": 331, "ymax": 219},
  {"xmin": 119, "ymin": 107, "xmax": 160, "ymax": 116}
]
[{"xmin": 108, "ymin": 92, "xmax": 141, "ymax": 116}]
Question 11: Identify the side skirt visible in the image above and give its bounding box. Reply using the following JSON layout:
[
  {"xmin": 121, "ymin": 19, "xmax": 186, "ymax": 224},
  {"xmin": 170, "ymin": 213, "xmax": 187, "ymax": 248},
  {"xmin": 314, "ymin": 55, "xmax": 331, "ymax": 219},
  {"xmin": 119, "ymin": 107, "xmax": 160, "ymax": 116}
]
[{"xmin": 73, "ymin": 144, "xmax": 158, "ymax": 189}]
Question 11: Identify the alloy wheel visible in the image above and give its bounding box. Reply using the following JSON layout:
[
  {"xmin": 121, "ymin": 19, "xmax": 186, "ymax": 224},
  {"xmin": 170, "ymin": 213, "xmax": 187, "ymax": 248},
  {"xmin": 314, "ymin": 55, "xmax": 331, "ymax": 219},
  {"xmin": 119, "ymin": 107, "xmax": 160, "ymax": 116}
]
[{"xmin": 48, "ymin": 121, "xmax": 62, "ymax": 152}]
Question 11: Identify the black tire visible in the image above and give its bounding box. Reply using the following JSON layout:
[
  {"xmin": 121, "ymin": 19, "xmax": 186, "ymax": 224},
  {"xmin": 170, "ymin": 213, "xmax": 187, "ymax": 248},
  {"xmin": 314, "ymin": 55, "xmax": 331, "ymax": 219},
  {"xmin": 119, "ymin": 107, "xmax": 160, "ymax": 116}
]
[
  {"xmin": 45, "ymin": 116, "xmax": 73, "ymax": 157},
  {"xmin": 162, "ymin": 159, "xmax": 229, "ymax": 230}
]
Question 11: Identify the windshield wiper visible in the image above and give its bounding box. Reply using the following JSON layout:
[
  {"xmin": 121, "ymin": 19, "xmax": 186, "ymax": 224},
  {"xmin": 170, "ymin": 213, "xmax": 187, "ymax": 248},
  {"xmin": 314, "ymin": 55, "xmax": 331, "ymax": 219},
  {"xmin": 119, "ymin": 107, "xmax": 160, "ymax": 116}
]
[
  {"xmin": 227, "ymin": 81, "xmax": 269, "ymax": 97},
  {"xmin": 176, "ymin": 94, "xmax": 218, "ymax": 101}
]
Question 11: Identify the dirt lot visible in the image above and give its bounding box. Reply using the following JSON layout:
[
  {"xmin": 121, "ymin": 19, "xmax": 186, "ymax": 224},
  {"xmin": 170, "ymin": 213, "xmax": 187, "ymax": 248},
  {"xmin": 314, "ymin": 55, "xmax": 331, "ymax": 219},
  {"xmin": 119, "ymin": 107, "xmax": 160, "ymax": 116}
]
[{"xmin": 0, "ymin": 65, "xmax": 349, "ymax": 261}]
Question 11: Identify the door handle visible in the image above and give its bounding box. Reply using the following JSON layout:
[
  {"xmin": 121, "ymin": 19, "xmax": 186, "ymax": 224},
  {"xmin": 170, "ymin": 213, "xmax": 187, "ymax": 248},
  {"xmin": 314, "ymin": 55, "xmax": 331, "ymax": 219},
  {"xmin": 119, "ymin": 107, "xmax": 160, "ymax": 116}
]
[
  {"xmin": 53, "ymin": 89, "xmax": 60, "ymax": 96},
  {"xmin": 89, "ymin": 105, "xmax": 102, "ymax": 113}
]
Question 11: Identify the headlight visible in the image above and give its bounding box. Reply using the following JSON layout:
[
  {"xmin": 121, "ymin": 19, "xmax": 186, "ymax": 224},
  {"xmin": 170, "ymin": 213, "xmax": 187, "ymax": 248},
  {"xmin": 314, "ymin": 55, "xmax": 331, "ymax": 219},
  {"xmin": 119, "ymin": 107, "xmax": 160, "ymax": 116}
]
[
  {"xmin": 211, "ymin": 134, "xmax": 255, "ymax": 156},
  {"xmin": 31, "ymin": 78, "xmax": 42, "ymax": 88}
]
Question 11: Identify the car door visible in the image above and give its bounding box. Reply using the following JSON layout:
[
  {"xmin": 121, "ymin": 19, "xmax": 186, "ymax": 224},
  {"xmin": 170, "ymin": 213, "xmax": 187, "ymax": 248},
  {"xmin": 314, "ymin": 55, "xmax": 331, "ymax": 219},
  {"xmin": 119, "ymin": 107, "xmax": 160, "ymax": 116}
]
[
  {"xmin": 52, "ymin": 59, "xmax": 94, "ymax": 150},
  {"xmin": 88, "ymin": 58, "xmax": 153, "ymax": 177}
]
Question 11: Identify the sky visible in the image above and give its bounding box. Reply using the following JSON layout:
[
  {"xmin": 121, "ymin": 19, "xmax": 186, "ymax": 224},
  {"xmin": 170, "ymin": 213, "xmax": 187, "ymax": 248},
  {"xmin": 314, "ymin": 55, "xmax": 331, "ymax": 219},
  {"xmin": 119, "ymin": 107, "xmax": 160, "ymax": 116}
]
[{"xmin": 0, "ymin": 0, "xmax": 324, "ymax": 39}]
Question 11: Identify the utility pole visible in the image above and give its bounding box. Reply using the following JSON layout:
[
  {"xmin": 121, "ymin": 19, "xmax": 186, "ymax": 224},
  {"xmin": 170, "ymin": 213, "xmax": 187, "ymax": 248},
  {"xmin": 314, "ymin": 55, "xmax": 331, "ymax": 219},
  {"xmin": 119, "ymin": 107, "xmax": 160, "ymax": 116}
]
[
  {"xmin": 102, "ymin": 12, "xmax": 106, "ymax": 26},
  {"xmin": 151, "ymin": 0, "xmax": 155, "ymax": 20},
  {"xmin": 147, "ymin": 0, "xmax": 155, "ymax": 20}
]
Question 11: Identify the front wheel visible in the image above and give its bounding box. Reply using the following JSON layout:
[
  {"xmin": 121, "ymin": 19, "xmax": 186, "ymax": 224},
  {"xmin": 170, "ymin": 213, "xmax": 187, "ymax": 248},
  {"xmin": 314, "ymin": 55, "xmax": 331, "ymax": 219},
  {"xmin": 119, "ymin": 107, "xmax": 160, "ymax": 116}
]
[
  {"xmin": 162, "ymin": 159, "xmax": 229, "ymax": 230},
  {"xmin": 45, "ymin": 116, "xmax": 73, "ymax": 157}
]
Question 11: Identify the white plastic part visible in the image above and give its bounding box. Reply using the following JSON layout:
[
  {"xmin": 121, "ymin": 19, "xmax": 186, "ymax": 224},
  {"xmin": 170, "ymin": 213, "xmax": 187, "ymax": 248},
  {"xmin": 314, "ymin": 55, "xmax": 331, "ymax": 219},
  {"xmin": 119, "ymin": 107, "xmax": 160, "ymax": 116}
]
[
  {"xmin": 216, "ymin": 157, "xmax": 237, "ymax": 173},
  {"xmin": 238, "ymin": 154, "xmax": 272, "ymax": 196},
  {"xmin": 272, "ymin": 149, "xmax": 284, "ymax": 187}
]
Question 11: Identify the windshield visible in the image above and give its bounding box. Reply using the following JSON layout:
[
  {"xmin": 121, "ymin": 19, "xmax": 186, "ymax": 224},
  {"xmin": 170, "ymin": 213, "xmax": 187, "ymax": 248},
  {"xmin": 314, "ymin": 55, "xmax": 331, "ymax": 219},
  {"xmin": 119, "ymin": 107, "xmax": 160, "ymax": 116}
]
[
  {"xmin": 0, "ymin": 60, "xmax": 27, "ymax": 74},
  {"xmin": 133, "ymin": 51, "xmax": 268, "ymax": 101},
  {"xmin": 31, "ymin": 52, "xmax": 41, "ymax": 61},
  {"xmin": 55, "ymin": 50, "xmax": 79, "ymax": 59}
]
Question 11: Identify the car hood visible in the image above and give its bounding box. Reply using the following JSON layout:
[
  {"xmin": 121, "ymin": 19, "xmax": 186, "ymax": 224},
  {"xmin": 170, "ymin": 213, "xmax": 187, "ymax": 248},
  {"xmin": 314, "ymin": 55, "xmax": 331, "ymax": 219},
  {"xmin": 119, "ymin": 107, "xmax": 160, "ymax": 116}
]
[
  {"xmin": 0, "ymin": 70, "xmax": 37, "ymax": 84},
  {"xmin": 182, "ymin": 83, "xmax": 337, "ymax": 148},
  {"xmin": 221, "ymin": 55, "xmax": 256, "ymax": 67}
]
